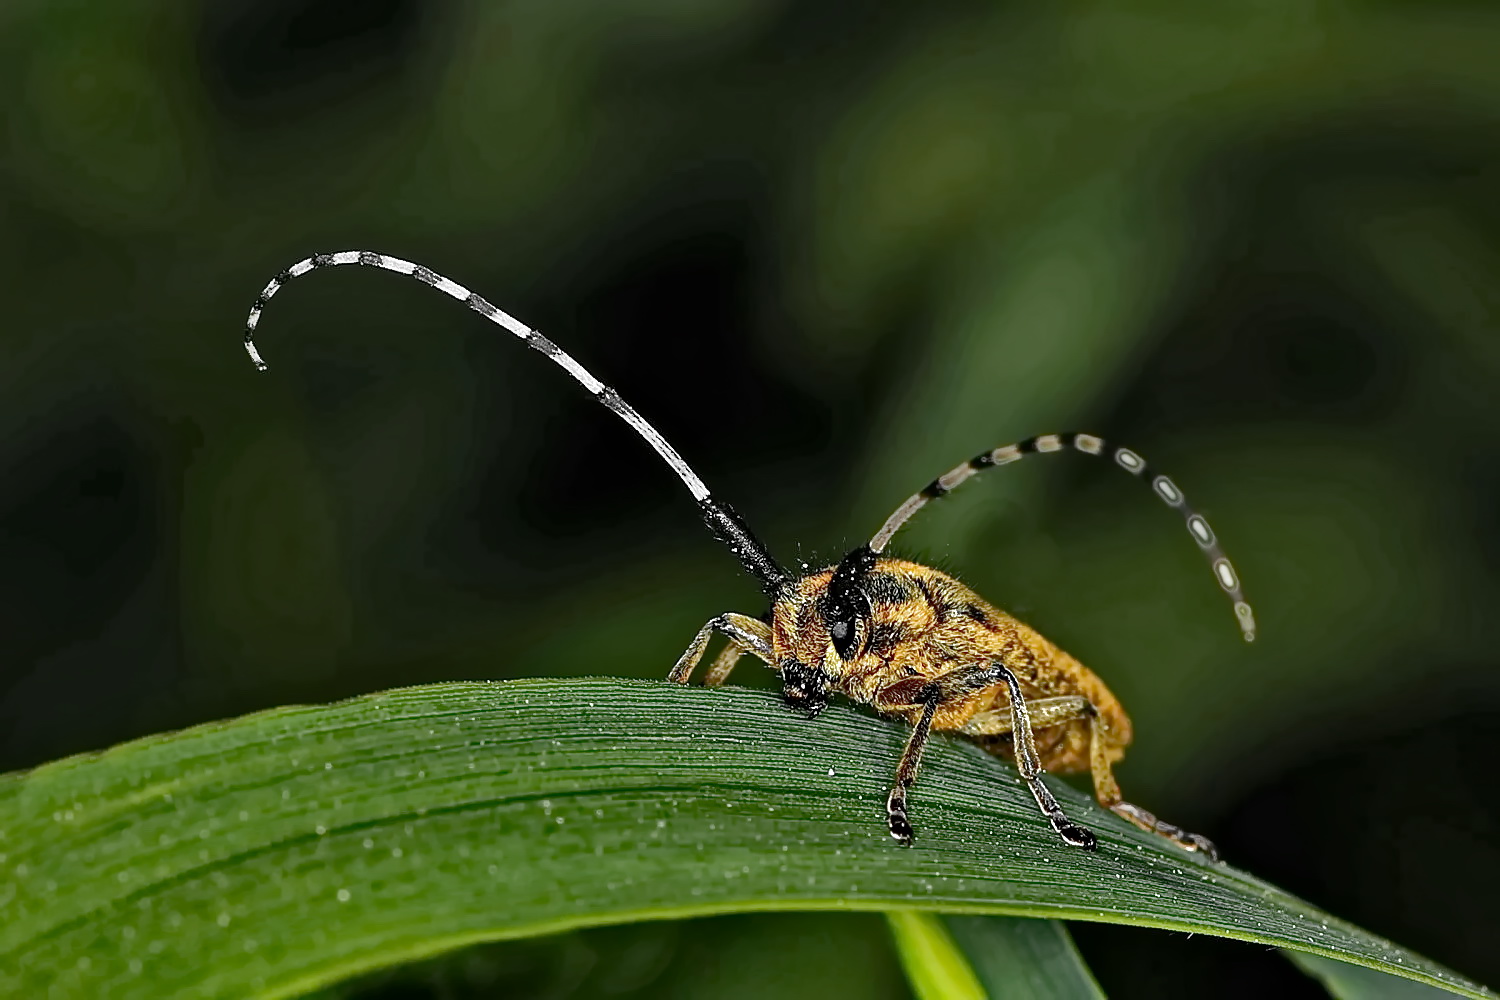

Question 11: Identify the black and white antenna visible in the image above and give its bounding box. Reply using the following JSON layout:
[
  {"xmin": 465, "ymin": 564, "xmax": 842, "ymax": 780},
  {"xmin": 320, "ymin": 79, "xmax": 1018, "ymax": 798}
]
[
  {"xmin": 869, "ymin": 432, "xmax": 1256, "ymax": 642},
  {"xmin": 244, "ymin": 251, "xmax": 790, "ymax": 595}
]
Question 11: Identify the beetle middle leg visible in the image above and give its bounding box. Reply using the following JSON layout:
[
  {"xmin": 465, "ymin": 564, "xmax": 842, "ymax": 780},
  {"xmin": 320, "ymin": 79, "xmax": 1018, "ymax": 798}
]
[
  {"xmin": 886, "ymin": 696, "xmax": 939, "ymax": 845},
  {"xmin": 667, "ymin": 613, "xmax": 771, "ymax": 685},
  {"xmin": 879, "ymin": 663, "xmax": 1095, "ymax": 850},
  {"xmin": 962, "ymin": 699, "xmax": 1219, "ymax": 860}
]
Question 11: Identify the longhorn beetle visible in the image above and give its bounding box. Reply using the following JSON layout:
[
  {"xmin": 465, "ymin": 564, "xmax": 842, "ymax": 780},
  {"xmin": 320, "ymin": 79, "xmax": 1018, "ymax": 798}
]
[{"xmin": 244, "ymin": 250, "xmax": 1256, "ymax": 860}]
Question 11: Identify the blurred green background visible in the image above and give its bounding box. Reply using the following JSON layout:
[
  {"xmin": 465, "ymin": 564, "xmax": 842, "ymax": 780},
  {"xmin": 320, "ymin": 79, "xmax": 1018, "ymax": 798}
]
[{"xmin": 2, "ymin": 2, "xmax": 1498, "ymax": 997}]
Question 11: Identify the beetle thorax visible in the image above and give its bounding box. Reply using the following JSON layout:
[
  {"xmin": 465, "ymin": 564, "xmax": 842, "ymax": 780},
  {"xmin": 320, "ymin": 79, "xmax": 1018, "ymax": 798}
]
[{"xmin": 770, "ymin": 558, "xmax": 1017, "ymax": 701}]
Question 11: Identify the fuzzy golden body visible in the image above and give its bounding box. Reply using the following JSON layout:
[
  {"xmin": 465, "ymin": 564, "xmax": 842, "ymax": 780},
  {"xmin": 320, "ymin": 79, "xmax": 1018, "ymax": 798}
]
[
  {"xmin": 772, "ymin": 558, "xmax": 1131, "ymax": 776},
  {"xmin": 673, "ymin": 540, "xmax": 1219, "ymax": 857}
]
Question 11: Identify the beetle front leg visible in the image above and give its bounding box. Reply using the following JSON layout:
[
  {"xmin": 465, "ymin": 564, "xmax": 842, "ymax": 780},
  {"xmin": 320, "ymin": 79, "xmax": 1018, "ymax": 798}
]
[{"xmin": 667, "ymin": 613, "xmax": 771, "ymax": 685}]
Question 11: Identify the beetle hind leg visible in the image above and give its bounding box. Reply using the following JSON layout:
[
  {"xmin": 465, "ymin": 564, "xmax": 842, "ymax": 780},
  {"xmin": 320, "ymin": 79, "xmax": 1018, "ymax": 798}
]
[
  {"xmin": 1106, "ymin": 801, "xmax": 1218, "ymax": 860},
  {"xmin": 962, "ymin": 698, "xmax": 1219, "ymax": 861},
  {"xmin": 1083, "ymin": 704, "xmax": 1220, "ymax": 861}
]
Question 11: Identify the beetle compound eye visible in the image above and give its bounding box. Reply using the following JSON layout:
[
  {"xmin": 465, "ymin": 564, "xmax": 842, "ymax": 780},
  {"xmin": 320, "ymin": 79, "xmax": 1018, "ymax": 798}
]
[
  {"xmin": 829, "ymin": 616, "xmax": 861, "ymax": 660},
  {"xmin": 825, "ymin": 544, "xmax": 877, "ymax": 660},
  {"xmin": 821, "ymin": 589, "xmax": 868, "ymax": 660}
]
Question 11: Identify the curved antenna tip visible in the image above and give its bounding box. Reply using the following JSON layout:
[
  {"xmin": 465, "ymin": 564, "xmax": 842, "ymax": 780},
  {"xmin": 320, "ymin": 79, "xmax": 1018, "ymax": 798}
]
[
  {"xmin": 245, "ymin": 341, "xmax": 269, "ymax": 371},
  {"xmin": 1235, "ymin": 602, "xmax": 1257, "ymax": 642}
]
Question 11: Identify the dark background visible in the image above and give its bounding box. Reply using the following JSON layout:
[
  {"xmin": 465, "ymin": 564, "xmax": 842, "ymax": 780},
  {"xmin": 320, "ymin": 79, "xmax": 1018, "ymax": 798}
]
[{"xmin": 2, "ymin": 3, "xmax": 1498, "ymax": 997}]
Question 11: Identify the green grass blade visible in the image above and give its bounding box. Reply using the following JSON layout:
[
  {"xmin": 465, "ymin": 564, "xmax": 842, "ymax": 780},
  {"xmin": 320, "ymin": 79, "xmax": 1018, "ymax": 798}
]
[
  {"xmin": 0, "ymin": 678, "xmax": 1490, "ymax": 1000},
  {"xmin": 1289, "ymin": 951, "xmax": 1469, "ymax": 999},
  {"xmin": 888, "ymin": 910, "xmax": 987, "ymax": 1000},
  {"xmin": 944, "ymin": 917, "xmax": 1104, "ymax": 1000}
]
